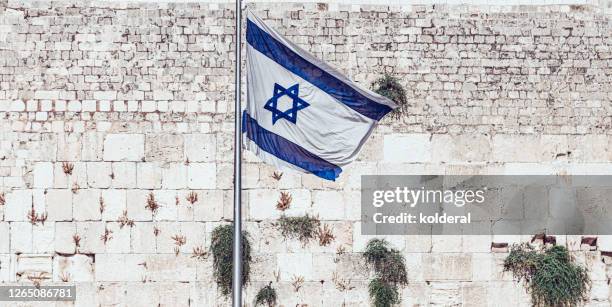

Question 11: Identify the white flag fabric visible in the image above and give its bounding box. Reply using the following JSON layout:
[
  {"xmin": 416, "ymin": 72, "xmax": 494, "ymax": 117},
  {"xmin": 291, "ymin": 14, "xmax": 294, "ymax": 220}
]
[{"xmin": 243, "ymin": 11, "xmax": 397, "ymax": 181}]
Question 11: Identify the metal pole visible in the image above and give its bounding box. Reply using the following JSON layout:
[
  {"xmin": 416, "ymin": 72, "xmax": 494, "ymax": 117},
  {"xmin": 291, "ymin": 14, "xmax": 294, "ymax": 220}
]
[{"xmin": 232, "ymin": 0, "xmax": 243, "ymax": 306}]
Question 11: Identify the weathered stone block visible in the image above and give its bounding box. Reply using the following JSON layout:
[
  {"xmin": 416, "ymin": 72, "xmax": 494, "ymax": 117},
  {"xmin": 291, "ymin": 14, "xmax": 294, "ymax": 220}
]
[
  {"xmin": 145, "ymin": 134, "xmax": 184, "ymax": 162},
  {"xmin": 423, "ymin": 254, "xmax": 472, "ymax": 281},
  {"xmin": 86, "ymin": 162, "xmax": 112, "ymax": 188},
  {"xmin": 103, "ymin": 134, "xmax": 145, "ymax": 162},
  {"xmin": 187, "ymin": 163, "xmax": 216, "ymax": 189},
  {"xmin": 137, "ymin": 163, "xmax": 163, "ymax": 189},
  {"xmin": 161, "ymin": 163, "xmax": 187, "ymax": 189},
  {"xmin": 4, "ymin": 190, "xmax": 32, "ymax": 221},
  {"xmin": 73, "ymin": 189, "xmax": 102, "ymax": 221},
  {"xmin": 53, "ymin": 254, "xmax": 94, "ymax": 282},
  {"xmin": 383, "ymin": 134, "xmax": 431, "ymax": 162},
  {"xmin": 184, "ymin": 134, "xmax": 216, "ymax": 162}
]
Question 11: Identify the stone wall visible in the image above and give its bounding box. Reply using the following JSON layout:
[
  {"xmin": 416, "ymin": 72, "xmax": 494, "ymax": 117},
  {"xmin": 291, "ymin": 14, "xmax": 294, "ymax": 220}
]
[{"xmin": 0, "ymin": 1, "xmax": 610, "ymax": 306}]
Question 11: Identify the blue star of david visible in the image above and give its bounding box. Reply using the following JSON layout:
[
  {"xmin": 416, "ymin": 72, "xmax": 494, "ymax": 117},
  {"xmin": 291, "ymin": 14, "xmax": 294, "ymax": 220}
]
[{"xmin": 264, "ymin": 83, "xmax": 310, "ymax": 125}]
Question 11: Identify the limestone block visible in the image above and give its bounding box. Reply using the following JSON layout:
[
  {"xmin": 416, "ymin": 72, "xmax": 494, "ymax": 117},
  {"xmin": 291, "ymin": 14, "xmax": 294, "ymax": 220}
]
[
  {"xmin": 461, "ymin": 284, "xmax": 488, "ymax": 306},
  {"xmin": 404, "ymin": 235, "xmax": 433, "ymax": 252},
  {"xmin": 151, "ymin": 190, "xmax": 178, "ymax": 221},
  {"xmin": 215, "ymin": 163, "xmax": 233, "ymax": 190},
  {"xmin": 103, "ymin": 134, "xmax": 145, "ymax": 162},
  {"xmin": 123, "ymin": 283, "xmax": 159, "ymax": 306},
  {"xmin": 15, "ymin": 254, "xmax": 52, "ymax": 282},
  {"xmin": 312, "ymin": 191, "xmax": 346, "ymax": 220},
  {"xmin": 432, "ymin": 235, "xmax": 463, "ymax": 253},
  {"xmin": 571, "ymin": 135, "xmax": 609, "ymax": 162},
  {"xmin": 383, "ymin": 134, "xmax": 431, "ymax": 162},
  {"xmin": 33, "ymin": 162, "xmax": 54, "ymax": 188},
  {"xmin": 156, "ymin": 282, "xmax": 192, "ymax": 306},
  {"xmin": 100, "ymin": 189, "xmax": 126, "ymax": 221},
  {"xmin": 402, "ymin": 283, "xmax": 431, "ymax": 306},
  {"xmin": 187, "ymin": 163, "xmax": 216, "ymax": 189},
  {"xmin": 423, "ymin": 254, "xmax": 472, "ymax": 281},
  {"xmin": 247, "ymin": 221, "xmax": 287, "ymax": 254},
  {"xmin": 179, "ymin": 222, "xmax": 206, "ymax": 253},
  {"xmin": 4, "ymin": 190, "xmax": 32, "ymax": 221},
  {"xmin": 54, "ymin": 162, "xmax": 87, "ymax": 189},
  {"xmin": 54, "ymin": 222, "xmax": 76, "ymax": 254},
  {"xmin": 53, "ymin": 254, "xmax": 94, "ymax": 282},
  {"xmin": 96, "ymin": 282, "xmax": 128, "ymax": 306},
  {"xmin": 585, "ymin": 251, "xmax": 607, "ymax": 281},
  {"xmin": 184, "ymin": 134, "xmax": 216, "ymax": 162},
  {"xmin": 156, "ymin": 222, "xmax": 182, "ymax": 254},
  {"xmin": 248, "ymin": 189, "xmax": 311, "ymax": 220},
  {"xmin": 86, "ymin": 162, "xmax": 112, "ymax": 188},
  {"xmin": 590, "ymin": 281, "xmax": 609, "ymax": 301},
  {"xmin": 153, "ymin": 90, "xmax": 173, "ymax": 100},
  {"xmin": 104, "ymin": 222, "xmax": 131, "ymax": 253},
  {"xmin": 32, "ymin": 223, "xmax": 55, "ymax": 254},
  {"xmin": 471, "ymin": 253, "xmax": 494, "ymax": 281},
  {"xmin": 274, "ymin": 282, "xmax": 324, "ymax": 307},
  {"xmin": 431, "ymin": 134, "xmax": 492, "ymax": 163},
  {"xmin": 344, "ymin": 190, "xmax": 362, "ymax": 221},
  {"xmin": 81, "ymin": 132, "xmax": 104, "ymax": 161},
  {"xmin": 75, "ymin": 222, "xmax": 105, "ymax": 254},
  {"xmin": 311, "ymin": 253, "xmax": 336, "ymax": 281},
  {"xmin": 486, "ymin": 282, "xmax": 520, "ymax": 307},
  {"xmin": 340, "ymin": 161, "xmax": 377, "ymax": 190},
  {"xmin": 17, "ymin": 134, "xmax": 57, "ymax": 161},
  {"xmin": 94, "ymin": 254, "xmax": 146, "ymax": 282},
  {"xmin": 277, "ymin": 253, "xmax": 313, "ymax": 281},
  {"xmin": 137, "ymin": 162, "xmax": 163, "ymax": 189},
  {"xmin": 145, "ymin": 254, "xmax": 197, "ymax": 282},
  {"xmin": 46, "ymin": 189, "xmax": 73, "ymax": 221},
  {"xmin": 257, "ymin": 164, "xmax": 302, "ymax": 189},
  {"xmin": 404, "ymin": 252, "xmax": 424, "ymax": 281},
  {"xmin": 126, "ymin": 189, "xmax": 153, "ymax": 221},
  {"xmin": 131, "ymin": 222, "xmax": 157, "ymax": 254},
  {"xmin": 430, "ymin": 282, "xmax": 461, "ymax": 306},
  {"xmin": 177, "ymin": 196, "xmax": 195, "ymax": 221},
  {"xmin": 145, "ymin": 134, "xmax": 184, "ymax": 162},
  {"xmin": 94, "ymin": 91, "xmax": 116, "ymax": 101},
  {"xmin": 242, "ymin": 163, "xmax": 260, "ymax": 189},
  {"xmin": 73, "ymin": 189, "xmax": 101, "ymax": 221},
  {"xmin": 161, "ymin": 163, "xmax": 187, "ymax": 189},
  {"xmin": 250, "ymin": 253, "xmax": 278, "ymax": 282},
  {"xmin": 492, "ymin": 135, "xmax": 542, "ymax": 163},
  {"xmin": 111, "ymin": 162, "xmax": 136, "ymax": 188}
]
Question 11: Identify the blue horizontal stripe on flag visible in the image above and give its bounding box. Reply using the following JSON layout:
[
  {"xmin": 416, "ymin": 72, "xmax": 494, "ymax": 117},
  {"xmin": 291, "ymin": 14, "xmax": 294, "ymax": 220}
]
[
  {"xmin": 246, "ymin": 19, "xmax": 393, "ymax": 121},
  {"xmin": 242, "ymin": 111, "xmax": 342, "ymax": 181}
]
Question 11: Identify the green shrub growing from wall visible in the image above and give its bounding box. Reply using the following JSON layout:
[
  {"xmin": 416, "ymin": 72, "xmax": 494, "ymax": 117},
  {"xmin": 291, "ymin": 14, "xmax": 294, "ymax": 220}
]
[
  {"xmin": 254, "ymin": 283, "xmax": 277, "ymax": 307},
  {"xmin": 363, "ymin": 239, "xmax": 408, "ymax": 307},
  {"xmin": 276, "ymin": 214, "xmax": 320, "ymax": 244},
  {"xmin": 371, "ymin": 74, "xmax": 408, "ymax": 118},
  {"xmin": 211, "ymin": 224, "xmax": 252, "ymax": 296},
  {"xmin": 504, "ymin": 243, "xmax": 590, "ymax": 307}
]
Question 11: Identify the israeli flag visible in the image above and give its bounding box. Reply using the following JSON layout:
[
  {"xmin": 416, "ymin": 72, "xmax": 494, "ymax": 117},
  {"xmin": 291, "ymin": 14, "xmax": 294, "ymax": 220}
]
[{"xmin": 243, "ymin": 11, "xmax": 397, "ymax": 181}]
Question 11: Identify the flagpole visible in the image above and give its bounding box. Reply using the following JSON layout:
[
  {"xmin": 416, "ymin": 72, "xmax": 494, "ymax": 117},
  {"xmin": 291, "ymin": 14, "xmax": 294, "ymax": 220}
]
[{"xmin": 232, "ymin": 0, "xmax": 243, "ymax": 306}]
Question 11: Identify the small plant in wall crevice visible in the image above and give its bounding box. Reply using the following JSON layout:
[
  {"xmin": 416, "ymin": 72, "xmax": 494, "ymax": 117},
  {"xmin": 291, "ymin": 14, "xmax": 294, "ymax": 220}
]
[
  {"xmin": 371, "ymin": 74, "xmax": 408, "ymax": 119},
  {"xmin": 503, "ymin": 243, "xmax": 590, "ymax": 307},
  {"xmin": 211, "ymin": 224, "xmax": 251, "ymax": 296},
  {"xmin": 363, "ymin": 239, "xmax": 408, "ymax": 307},
  {"xmin": 254, "ymin": 282, "xmax": 277, "ymax": 307},
  {"xmin": 276, "ymin": 214, "xmax": 320, "ymax": 245}
]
